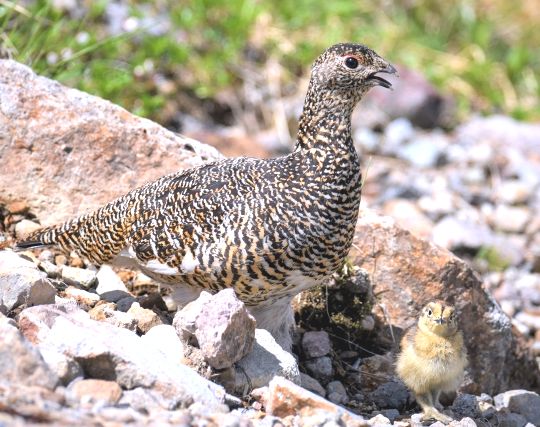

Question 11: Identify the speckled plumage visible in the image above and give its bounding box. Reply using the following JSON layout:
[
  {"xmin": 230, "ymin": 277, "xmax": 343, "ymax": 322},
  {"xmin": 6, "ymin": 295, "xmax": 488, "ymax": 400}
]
[
  {"xmin": 396, "ymin": 301, "xmax": 468, "ymax": 424},
  {"xmin": 17, "ymin": 43, "xmax": 396, "ymax": 347}
]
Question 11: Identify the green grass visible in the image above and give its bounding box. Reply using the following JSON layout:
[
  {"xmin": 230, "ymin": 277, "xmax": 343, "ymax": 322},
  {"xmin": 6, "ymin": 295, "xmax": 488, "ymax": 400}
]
[{"xmin": 1, "ymin": 0, "xmax": 539, "ymax": 122}]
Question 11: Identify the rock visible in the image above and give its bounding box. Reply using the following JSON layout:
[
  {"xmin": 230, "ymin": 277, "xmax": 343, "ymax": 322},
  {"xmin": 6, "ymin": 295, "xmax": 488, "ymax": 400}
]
[
  {"xmin": 141, "ymin": 324, "xmax": 185, "ymax": 365},
  {"xmin": 326, "ymin": 381, "xmax": 349, "ymax": 405},
  {"xmin": 0, "ymin": 312, "xmax": 58, "ymax": 389},
  {"xmin": 14, "ymin": 219, "xmax": 42, "ymax": 239},
  {"xmin": 116, "ymin": 296, "xmax": 137, "ymax": 312},
  {"xmin": 39, "ymin": 345, "xmax": 83, "ymax": 385},
  {"xmin": 302, "ymin": 330, "xmax": 332, "ymax": 358},
  {"xmin": 174, "ymin": 289, "xmax": 256, "ymax": 370},
  {"xmin": 488, "ymin": 205, "xmax": 531, "ymax": 233},
  {"xmin": 265, "ymin": 376, "xmax": 366, "ymax": 426},
  {"xmin": 63, "ymin": 286, "xmax": 100, "ymax": 308},
  {"xmin": 88, "ymin": 302, "xmax": 137, "ymax": 331},
  {"xmin": 39, "ymin": 260, "xmax": 61, "ymax": 278},
  {"xmin": 494, "ymin": 390, "xmax": 540, "ymax": 425},
  {"xmin": 368, "ymin": 413, "xmax": 392, "ymax": 426},
  {"xmin": 0, "ymin": 59, "xmax": 221, "ymax": 226},
  {"xmin": 358, "ymin": 353, "xmax": 395, "ymax": 390},
  {"xmin": 127, "ymin": 302, "xmax": 163, "ymax": 334},
  {"xmin": 379, "ymin": 409, "xmax": 400, "ymax": 423},
  {"xmin": 0, "ymin": 250, "xmax": 56, "ymax": 313},
  {"xmin": 60, "ymin": 265, "xmax": 97, "ymax": 289},
  {"xmin": 95, "ymin": 265, "xmax": 129, "ymax": 300},
  {"xmin": 368, "ymin": 380, "xmax": 409, "ymax": 410},
  {"xmin": 495, "ymin": 180, "xmax": 534, "ymax": 205},
  {"xmin": 451, "ymin": 393, "xmax": 481, "ymax": 419},
  {"xmin": 227, "ymin": 329, "xmax": 300, "ymax": 395},
  {"xmin": 382, "ymin": 118, "xmax": 415, "ymax": 154},
  {"xmin": 68, "ymin": 379, "xmax": 122, "ymax": 406},
  {"xmin": 431, "ymin": 215, "xmax": 493, "ymax": 250},
  {"xmin": 451, "ymin": 418, "xmax": 478, "ymax": 427},
  {"xmin": 173, "ymin": 291, "xmax": 213, "ymax": 343},
  {"xmin": 304, "ymin": 356, "xmax": 334, "ymax": 384},
  {"xmin": 396, "ymin": 133, "xmax": 448, "ymax": 169},
  {"xmin": 382, "ymin": 198, "xmax": 434, "ymax": 239},
  {"xmin": 350, "ymin": 209, "xmax": 540, "ymax": 394},
  {"xmin": 493, "ymin": 412, "xmax": 529, "ymax": 427},
  {"xmin": 18, "ymin": 303, "xmax": 226, "ymax": 409},
  {"xmin": 300, "ymin": 373, "xmax": 326, "ymax": 397}
]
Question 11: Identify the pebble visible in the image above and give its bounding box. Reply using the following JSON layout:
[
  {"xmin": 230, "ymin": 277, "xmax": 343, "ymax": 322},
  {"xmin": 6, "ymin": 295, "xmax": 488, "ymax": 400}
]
[
  {"xmin": 88, "ymin": 302, "xmax": 137, "ymax": 331},
  {"xmin": 14, "ymin": 219, "xmax": 41, "ymax": 238},
  {"xmin": 326, "ymin": 380, "xmax": 349, "ymax": 405},
  {"xmin": 63, "ymin": 286, "xmax": 100, "ymax": 308},
  {"xmin": 300, "ymin": 372, "xmax": 326, "ymax": 397},
  {"xmin": 69, "ymin": 379, "xmax": 123, "ymax": 406},
  {"xmin": 61, "ymin": 265, "xmax": 97, "ymax": 289},
  {"xmin": 304, "ymin": 356, "xmax": 334, "ymax": 384},
  {"xmin": 95, "ymin": 265, "xmax": 129, "ymax": 296},
  {"xmin": 127, "ymin": 302, "xmax": 163, "ymax": 334},
  {"xmin": 488, "ymin": 205, "xmax": 531, "ymax": 233},
  {"xmin": 494, "ymin": 389, "xmax": 540, "ymax": 425},
  {"xmin": 301, "ymin": 330, "xmax": 332, "ymax": 358}
]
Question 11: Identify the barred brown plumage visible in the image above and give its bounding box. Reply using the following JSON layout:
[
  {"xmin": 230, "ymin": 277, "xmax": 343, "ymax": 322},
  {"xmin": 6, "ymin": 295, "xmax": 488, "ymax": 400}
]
[{"xmin": 16, "ymin": 43, "xmax": 396, "ymax": 349}]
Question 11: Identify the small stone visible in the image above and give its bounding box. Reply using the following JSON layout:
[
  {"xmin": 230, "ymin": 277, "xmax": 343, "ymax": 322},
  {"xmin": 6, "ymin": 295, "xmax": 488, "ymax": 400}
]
[
  {"xmin": 64, "ymin": 286, "xmax": 100, "ymax": 308},
  {"xmin": 14, "ymin": 219, "xmax": 42, "ymax": 239},
  {"xmin": 6, "ymin": 201, "xmax": 29, "ymax": 214},
  {"xmin": 451, "ymin": 418, "xmax": 477, "ymax": 427},
  {"xmin": 39, "ymin": 260, "xmax": 61, "ymax": 278},
  {"xmin": 302, "ymin": 330, "xmax": 332, "ymax": 358},
  {"xmin": 495, "ymin": 180, "xmax": 533, "ymax": 205},
  {"xmin": 127, "ymin": 302, "xmax": 163, "ymax": 334},
  {"xmin": 383, "ymin": 118, "xmax": 415, "ymax": 154},
  {"xmin": 361, "ymin": 315, "xmax": 375, "ymax": 331},
  {"xmin": 0, "ymin": 250, "xmax": 56, "ymax": 312},
  {"xmin": 55, "ymin": 254, "xmax": 67, "ymax": 266},
  {"xmin": 368, "ymin": 380, "xmax": 409, "ymax": 410},
  {"xmin": 431, "ymin": 216, "xmax": 493, "ymax": 250},
  {"xmin": 266, "ymin": 376, "xmax": 365, "ymax": 426},
  {"xmin": 304, "ymin": 356, "xmax": 334, "ymax": 384},
  {"xmin": 61, "ymin": 265, "xmax": 97, "ymax": 289},
  {"xmin": 141, "ymin": 324, "xmax": 185, "ymax": 365},
  {"xmin": 396, "ymin": 134, "xmax": 447, "ymax": 169},
  {"xmin": 451, "ymin": 393, "xmax": 481, "ymax": 419},
  {"xmin": 379, "ymin": 409, "xmax": 400, "ymax": 423},
  {"xmin": 193, "ymin": 289, "xmax": 256, "ymax": 370},
  {"xmin": 89, "ymin": 302, "xmax": 137, "ymax": 331},
  {"xmin": 326, "ymin": 380, "xmax": 349, "ymax": 405},
  {"xmin": 494, "ymin": 390, "xmax": 540, "ymax": 425},
  {"xmin": 116, "ymin": 296, "xmax": 137, "ymax": 312},
  {"xmin": 38, "ymin": 250, "xmax": 55, "ymax": 264},
  {"xmin": 488, "ymin": 205, "xmax": 531, "ymax": 234},
  {"xmin": 0, "ymin": 312, "xmax": 58, "ymax": 389},
  {"xmin": 39, "ymin": 345, "xmax": 83, "ymax": 385},
  {"xmin": 96, "ymin": 265, "xmax": 128, "ymax": 297},
  {"xmin": 300, "ymin": 372, "xmax": 326, "ymax": 397},
  {"xmin": 173, "ymin": 291, "xmax": 213, "ymax": 343},
  {"xmin": 368, "ymin": 413, "xmax": 391, "ymax": 426},
  {"xmin": 228, "ymin": 329, "xmax": 300, "ymax": 395},
  {"xmin": 493, "ymin": 412, "xmax": 528, "ymax": 427},
  {"xmin": 69, "ymin": 379, "xmax": 122, "ymax": 406},
  {"xmin": 139, "ymin": 292, "xmax": 168, "ymax": 311}
]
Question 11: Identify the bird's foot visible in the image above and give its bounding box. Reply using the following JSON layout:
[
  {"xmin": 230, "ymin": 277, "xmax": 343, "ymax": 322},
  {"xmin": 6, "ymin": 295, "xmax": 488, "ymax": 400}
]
[{"xmin": 422, "ymin": 408, "xmax": 453, "ymax": 424}]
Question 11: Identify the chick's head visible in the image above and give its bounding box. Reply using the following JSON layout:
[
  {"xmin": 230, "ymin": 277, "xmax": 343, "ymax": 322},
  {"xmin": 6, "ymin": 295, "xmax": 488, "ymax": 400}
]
[{"xmin": 418, "ymin": 301, "xmax": 459, "ymax": 337}]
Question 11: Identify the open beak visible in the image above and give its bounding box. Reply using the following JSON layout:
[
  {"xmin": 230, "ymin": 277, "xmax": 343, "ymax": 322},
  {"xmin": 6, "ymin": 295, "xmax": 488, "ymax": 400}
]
[
  {"xmin": 367, "ymin": 63, "xmax": 398, "ymax": 89},
  {"xmin": 434, "ymin": 317, "xmax": 444, "ymax": 325}
]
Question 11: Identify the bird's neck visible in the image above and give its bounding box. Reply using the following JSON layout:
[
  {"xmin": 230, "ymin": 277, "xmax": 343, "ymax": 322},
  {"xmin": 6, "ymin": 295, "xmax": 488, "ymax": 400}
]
[{"xmin": 294, "ymin": 83, "xmax": 358, "ymax": 154}]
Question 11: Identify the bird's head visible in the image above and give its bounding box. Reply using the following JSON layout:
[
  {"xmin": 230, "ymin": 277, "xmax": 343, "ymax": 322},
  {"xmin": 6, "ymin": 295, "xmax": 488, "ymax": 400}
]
[
  {"xmin": 309, "ymin": 42, "xmax": 397, "ymax": 102},
  {"xmin": 418, "ymin": 301, "xmax": 459, "ymax": 337}
]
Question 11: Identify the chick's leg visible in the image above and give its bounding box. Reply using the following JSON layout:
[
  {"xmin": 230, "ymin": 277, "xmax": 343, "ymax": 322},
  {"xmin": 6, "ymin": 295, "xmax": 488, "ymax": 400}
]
[
  {"xmin": 431, "ymin": 389, "xmax": 443, "ymax": 411},
  {"xmin": 416, "ymin": 392, "xmax": 453, "ymax": 424}
]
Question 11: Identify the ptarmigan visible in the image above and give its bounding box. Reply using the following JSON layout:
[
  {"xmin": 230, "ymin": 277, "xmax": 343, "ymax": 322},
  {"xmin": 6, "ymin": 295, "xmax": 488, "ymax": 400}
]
[{"xmin": 17, "ymin": 43, "xmax": 396, "ymax": 349}]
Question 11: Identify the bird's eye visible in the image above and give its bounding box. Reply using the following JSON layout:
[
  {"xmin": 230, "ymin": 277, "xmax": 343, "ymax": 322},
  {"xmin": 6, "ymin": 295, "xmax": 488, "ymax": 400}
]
[
  {"xmin": 427, "ymin": 308, "xmax": 433, "ymax": 316},
  {"xmin": 344, "ymin": 56, "xmax": 359, "ymax": 69}
]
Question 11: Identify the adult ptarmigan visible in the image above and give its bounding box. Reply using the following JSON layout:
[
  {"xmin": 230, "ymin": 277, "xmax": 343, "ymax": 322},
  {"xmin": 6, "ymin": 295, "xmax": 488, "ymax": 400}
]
[{"xmin": 17, "ymin": 43, "xmax": 396, "ymax": 349}]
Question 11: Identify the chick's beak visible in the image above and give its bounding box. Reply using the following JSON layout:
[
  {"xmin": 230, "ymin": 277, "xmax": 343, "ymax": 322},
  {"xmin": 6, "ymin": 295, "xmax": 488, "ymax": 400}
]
[{"xmin": 434, "ymin": 317, "xmax": 444, "ymax": 325}]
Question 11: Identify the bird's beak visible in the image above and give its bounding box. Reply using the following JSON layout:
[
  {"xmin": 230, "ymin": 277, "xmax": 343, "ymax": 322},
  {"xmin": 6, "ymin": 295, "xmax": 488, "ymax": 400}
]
[
  {"xmin": 434, "ymin": 317, "xmax": 444, "ymax": 324},
  {"xmin": 366, "ymin": 63, "xmax": 398, "ymax": 89}
]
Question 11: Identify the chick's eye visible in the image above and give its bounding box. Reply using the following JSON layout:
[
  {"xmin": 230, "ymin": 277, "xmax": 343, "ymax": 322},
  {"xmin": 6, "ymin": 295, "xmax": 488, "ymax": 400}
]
[
  {"xmin": 427, "ymin": 309, "xmax": 433, "ymax": 316},
  {"xmin": 345, "ymin": 56, "xmax": 359, "ymax": 69}
]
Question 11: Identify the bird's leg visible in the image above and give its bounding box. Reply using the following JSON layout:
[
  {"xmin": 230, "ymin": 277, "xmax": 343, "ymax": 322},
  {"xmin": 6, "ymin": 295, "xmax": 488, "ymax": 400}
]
[
  {"xmin": 431, "ymin": 389, "xmax": 444, "ymax": 410},
  {"xmin": 416, "ymin": 392, "xmax": 453, "ymax": 424}
]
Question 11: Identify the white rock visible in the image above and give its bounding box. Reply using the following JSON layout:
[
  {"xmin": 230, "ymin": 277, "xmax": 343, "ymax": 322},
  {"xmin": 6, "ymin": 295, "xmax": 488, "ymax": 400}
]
[
  {"xmin": 383, "ymin": 118, "xmax": 414, "ymax": 154},
  {"xmin": 488, "ymin": 205, "xmax": 531, "ymax": 233},
  {"xmin": 232, "ymin": 329, "xmax": 300, "ymax": 395},
  {"xmin": 14, "ymin": 219, "xmax": 42, "ymax": 239},
  {"xmin": 141, "ymin": 324, "xmax": 185, "ymax": 365},
  {"xmin": 96, "ymin": 265, "xmax": 128, "ymax": 295},
  {"xmin": 64, "ymin": 286, "xmax": 100, "ymax": 307},
  {"xmin": 494, "ymin": 389, "xmax": 540, "ymax": 425},
  {"xmin": 431, "ymin": 216, "xmax": 493, "ymax": 250},
  {"xmin": 396, "ymin": 134, "xmax": 448, "ymax": 168},
  {"xmin": 495, "ymin": 180, "xmax": 534, "ymax": 205},
  {"xmin": 0, "ymin": 250, "xmax": 56, "ymax": 312},
  {"xmin": 61, "ymin": 265, "xmax": 97, "ymax": 289},
  {"xmin": 39, "ymin": 345, "xmax": 83, "ymax": 385}
]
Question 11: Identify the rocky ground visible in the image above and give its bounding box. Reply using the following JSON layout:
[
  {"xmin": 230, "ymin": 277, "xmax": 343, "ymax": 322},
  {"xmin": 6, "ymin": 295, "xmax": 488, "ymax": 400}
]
[{"xmin": 1, "ymin": 59, "xmax": 540, "ymax": 426}]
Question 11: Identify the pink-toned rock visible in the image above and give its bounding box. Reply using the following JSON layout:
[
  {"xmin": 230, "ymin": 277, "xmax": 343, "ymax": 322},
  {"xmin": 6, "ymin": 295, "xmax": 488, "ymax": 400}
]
[
  {"xmin": 265, "ymin": 377, "xmax": 367, "ymax": 426},
  {"xmin": 127, "ymin": 302, "xmax": 163, "ymax": 334},
  {"xmin": 69, "ymin": 379, "xmax": 122, "ymax": 406},
  {"xmin": 0, "ymin": 59, "xmax": 221, "ymax": 226},
  {"xmin": 350, "ymin": 209, "xmax": 540, "ymax": 394}
]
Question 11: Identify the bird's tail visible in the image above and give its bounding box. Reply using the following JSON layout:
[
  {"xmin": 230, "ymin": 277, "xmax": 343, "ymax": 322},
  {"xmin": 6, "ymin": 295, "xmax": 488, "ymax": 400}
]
[{"xmin": 15, "ymin": 199, "xmax": 132, "ymax": 265}]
